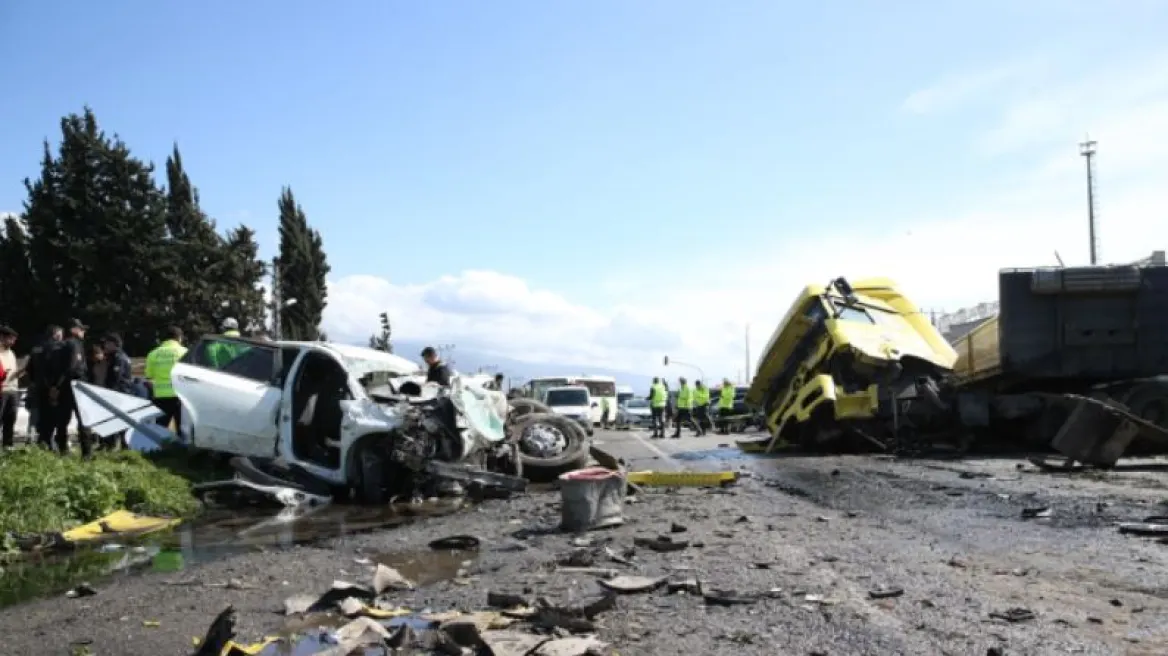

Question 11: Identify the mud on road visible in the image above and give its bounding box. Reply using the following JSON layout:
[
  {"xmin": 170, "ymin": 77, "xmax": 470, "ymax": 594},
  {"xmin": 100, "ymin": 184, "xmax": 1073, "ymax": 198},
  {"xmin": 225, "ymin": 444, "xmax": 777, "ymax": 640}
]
[{"xmin": 2, "ymin": 429, "xmax": 1167, "ymax": 655}]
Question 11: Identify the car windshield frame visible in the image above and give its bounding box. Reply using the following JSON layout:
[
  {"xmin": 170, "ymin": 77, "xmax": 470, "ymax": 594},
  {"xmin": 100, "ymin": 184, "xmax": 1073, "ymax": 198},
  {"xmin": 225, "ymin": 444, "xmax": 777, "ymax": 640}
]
[
  {"xmin": 545, "ymin": 389, "xmax": 589, "ymax": 407},
  {"xmin": 624, "ymin": 399, "xmax": 649, "ymax": 409}
]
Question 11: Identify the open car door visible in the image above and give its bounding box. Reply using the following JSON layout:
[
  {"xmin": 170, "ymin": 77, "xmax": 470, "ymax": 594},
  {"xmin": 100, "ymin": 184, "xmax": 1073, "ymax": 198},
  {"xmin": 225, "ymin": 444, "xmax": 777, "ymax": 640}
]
[{"xmin": 171, "ymin": 336, "xmax": 284, "ymax": 458}]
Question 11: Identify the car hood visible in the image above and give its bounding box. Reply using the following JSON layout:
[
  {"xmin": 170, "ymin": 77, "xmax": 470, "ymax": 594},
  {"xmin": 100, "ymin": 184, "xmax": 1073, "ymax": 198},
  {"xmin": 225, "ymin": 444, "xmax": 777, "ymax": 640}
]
[{"xmin": 622, "ymin": 407, "xmax": 651, "ymax": 415}]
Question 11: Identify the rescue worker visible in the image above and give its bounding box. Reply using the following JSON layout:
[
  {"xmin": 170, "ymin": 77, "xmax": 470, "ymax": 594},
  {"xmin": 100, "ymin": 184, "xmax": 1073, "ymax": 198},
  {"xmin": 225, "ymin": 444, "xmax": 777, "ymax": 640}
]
[
  {"xmin": 600, "ymin": 395, "xmax": 612, "ymax": 430},
  {"xmin": 0, "ymin": 326, "xmax": 19, "ymax": 449},
  {"xmin": 647, "ymin": 377, "xmax": 667, "ymax": 438},
  {"xmin": 717, "ymin": 377, "xmax": 736, "ymax": 434},
  {"xmin": 421, "ymin": 346, "xmax": 452, "ymax": 386},
  {"xmin": 45, "ymin": 319, "xmax": 89, "ymax": 456},
  {"xmin": 146, "ymin": 326, "xmax": 188, "ymax": 435},
  {"xmin": 206, "ymin": 318, "xmax": 243, "ymax": 368},
  {"xmin": 693, "ymin": 379, "xmax": 711, "ymax": 435},
  {"xmin": 493, "ymin": 373, "xmax": 505, "ymax": 392},
  {"xmin": 671, "ymin": 377, "xmax": 701, "ymax": 438}
]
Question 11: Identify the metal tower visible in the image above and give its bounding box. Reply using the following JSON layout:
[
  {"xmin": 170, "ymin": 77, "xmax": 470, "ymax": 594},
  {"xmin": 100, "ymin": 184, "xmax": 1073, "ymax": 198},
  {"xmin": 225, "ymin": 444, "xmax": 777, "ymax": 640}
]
[{"xmin": 1079, "ymin": 138, "xmax": 1099, "ymax": 265}]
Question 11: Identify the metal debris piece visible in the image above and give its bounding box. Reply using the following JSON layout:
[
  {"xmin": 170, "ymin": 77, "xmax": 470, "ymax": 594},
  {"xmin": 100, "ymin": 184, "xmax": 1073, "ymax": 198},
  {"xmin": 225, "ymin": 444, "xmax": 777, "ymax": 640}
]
[
  {"xmin": 1021, "ymin": 507, "xmax": 1052, "ymax": 519},
  {"xmin": 372, "ymin": 564, "xmax": 415, "ymax": 594},
  {"xmin": 429, "ymin": 535, "xmax": 482, "ymax": 551},
  {"xmin": 703, "ymin": 590, "xmax": 758, "ymax": 606},
  {"xmin": 868, "ymin": 587, "xmax": 904, "ymax": 600},
  {"xmin": 667, "ymin": 578, "xmax": 702, "ymax": 595},
  {"xmin": 487, "ymin": 591, "xmax": 529, "ymax": 609},
  {"xmin": 990, "ymin": 607, "xmax": 1036, "ymax": 623},
  {"xmin": 632, "ymin": 536, "xmax": 688, "ymax": 552},
  {"xmin": 596, "ymin": 575, "xmax": 669, "ymax": 594}
]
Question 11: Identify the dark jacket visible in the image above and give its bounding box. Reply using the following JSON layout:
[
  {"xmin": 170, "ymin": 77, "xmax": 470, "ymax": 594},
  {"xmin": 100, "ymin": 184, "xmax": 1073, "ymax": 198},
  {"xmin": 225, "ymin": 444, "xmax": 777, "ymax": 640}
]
[
  {"xmin": 426, "ymin": 361, "xmax": 452, "ymax": 386},
  {"xmin": 106, "ymin": 350, "xmax": 134, "ymax": 394}
]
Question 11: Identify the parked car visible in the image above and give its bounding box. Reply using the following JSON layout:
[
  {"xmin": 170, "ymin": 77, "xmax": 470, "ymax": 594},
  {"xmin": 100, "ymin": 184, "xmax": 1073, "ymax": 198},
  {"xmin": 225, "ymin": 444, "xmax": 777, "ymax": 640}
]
[
  {"xmin": 167, "ymin": 335, "xmax": 587, "ymax": 500},
  {"xmin": 542, "ymin": 385, "xmax": 595, "ymax": 437},
  {"xmin": 615, "ymin": 397, "xmax": 651, "ymax": 429}
]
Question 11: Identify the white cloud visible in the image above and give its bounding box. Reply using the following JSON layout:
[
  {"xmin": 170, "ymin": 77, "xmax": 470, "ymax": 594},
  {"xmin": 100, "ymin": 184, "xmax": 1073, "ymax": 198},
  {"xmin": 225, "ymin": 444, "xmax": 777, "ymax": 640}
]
[
  {"xmin": 900, "ymin": 57, "xmax": 1045, "ymax": 115},
  {"xmin": 323, "ymin": 50, "xmax": 1168, "ymax": 382}
]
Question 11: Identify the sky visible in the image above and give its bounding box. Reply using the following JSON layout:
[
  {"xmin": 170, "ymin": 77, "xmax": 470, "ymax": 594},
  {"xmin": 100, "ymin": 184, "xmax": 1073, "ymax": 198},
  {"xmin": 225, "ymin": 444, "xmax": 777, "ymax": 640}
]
[{"xmin": 4, "ymin": 1, "xmax": 1168, "ymax": 382}]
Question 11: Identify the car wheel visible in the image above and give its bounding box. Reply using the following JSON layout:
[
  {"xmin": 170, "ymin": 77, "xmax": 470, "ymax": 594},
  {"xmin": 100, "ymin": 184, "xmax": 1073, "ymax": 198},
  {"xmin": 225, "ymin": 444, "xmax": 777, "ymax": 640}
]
[
  {"xmin": 359, "ymin": 448, "xmax": 387, "ymax": 505},
  {"xmin": 511, "ymin": 413, "xmax": 590, "ymax": 482}
]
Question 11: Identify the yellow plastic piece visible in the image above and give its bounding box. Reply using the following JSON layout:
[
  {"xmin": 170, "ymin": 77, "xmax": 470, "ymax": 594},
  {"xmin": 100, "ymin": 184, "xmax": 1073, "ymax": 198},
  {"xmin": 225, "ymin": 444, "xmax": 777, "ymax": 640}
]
[
  {"xmin": 222, "ymin": 638, "xmax": 279, "ymax": 656},
  {"xmin": 735, "ymin": 439, "xmax": 769, "ymax": 453},
  {"xmin": 625, "ymin": 470, "xmax": 737, "ymax": 487},
  {"xmin": 357, "ymin": 605, "xmax": 412, "ymax": 619},
  {"xmin": 62, "ymin": 510, "xmax": 181, "ymax": 543}
]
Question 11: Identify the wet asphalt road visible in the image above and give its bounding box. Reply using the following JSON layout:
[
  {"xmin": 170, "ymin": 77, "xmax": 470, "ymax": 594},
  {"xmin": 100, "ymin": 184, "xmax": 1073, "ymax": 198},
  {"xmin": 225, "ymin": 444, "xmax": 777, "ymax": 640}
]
[{"xmin": 2, "ymin": 428, "xmax": 1168, "ymax": 655}]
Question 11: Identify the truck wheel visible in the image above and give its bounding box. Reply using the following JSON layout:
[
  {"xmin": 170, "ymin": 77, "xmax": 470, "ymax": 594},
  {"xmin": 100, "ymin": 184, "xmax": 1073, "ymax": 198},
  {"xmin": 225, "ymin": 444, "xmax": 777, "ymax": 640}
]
[
  {"xmin": 512, "ymin": 413, "xmax": 590, "ymax": 482},
  {"xmin": 359, "ymin": 449, "xmax": 387, "ymax": 505},
  {"xmin": 509, "ymin": 398, "xmax": 552, "ymax": 418}
]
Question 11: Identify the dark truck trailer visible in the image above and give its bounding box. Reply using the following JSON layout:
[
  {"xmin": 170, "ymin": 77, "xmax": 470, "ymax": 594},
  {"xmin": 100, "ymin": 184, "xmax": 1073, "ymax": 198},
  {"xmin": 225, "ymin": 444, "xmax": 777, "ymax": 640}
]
[{"xmin": 951, "ymin": 263, "xmax": 1168, "ymax": 463}]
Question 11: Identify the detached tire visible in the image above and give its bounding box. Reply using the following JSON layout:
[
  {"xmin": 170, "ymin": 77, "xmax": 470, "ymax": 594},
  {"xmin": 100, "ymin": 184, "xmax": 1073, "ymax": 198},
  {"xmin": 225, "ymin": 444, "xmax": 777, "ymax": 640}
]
[
  {"xmin": 509, "ymin": 398, "xmax": 552, "ymax": 418},
  {"xmin": 513, "ymin": 412, "xmax": 589, "ymax": 482}
]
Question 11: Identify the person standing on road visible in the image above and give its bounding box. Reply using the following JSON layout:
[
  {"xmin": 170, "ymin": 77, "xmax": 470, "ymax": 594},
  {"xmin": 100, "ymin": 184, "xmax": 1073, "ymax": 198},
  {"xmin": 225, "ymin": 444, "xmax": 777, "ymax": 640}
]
[
  {"xmin": 0, "ymin": 326, "xmax": 21, "ymax": 449},
  {"xmin": 421, "ymin": 346, "xmax": 452, "ymax": 386},
  {"xmin": 647, "ymin": 377, "xmax": 667, "ymax": 438},
  {"xmin": 693, "ymin": 380, "xmax": 711, "ymax": 435},
  {"xmin": 599, "ymin": 395, "xmax": 612, "ymax": 430},
  {"xmin": 717, "ymin": 378, "xmax": 736, "ymax": 434},
  {"xmin": 671, "ymin": 377, "xmax": 702, "ymax": 438},
  {"xmin": 145, "ymin": 326, "xmax": 188, "ymax": 436}
]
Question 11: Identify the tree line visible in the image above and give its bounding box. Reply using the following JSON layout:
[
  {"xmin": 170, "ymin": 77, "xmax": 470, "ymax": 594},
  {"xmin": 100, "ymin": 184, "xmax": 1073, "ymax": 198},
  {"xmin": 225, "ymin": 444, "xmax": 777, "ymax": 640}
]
[{"xmin": 0, "ymin": 108, "xmax": 331, "ymax": 355}]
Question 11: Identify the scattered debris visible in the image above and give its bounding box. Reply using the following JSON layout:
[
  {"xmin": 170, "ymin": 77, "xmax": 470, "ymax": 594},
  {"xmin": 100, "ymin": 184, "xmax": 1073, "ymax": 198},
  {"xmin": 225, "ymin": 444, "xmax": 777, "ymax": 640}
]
[
  {"xmin": 703, "ymin": 589, "xmax": 758, "ymax": 606},
  {"xmin": 596, "ymin": 574, "xmax": 669, "ymax": 594},
  {"xmin": 632, "ymin": 535, "xmax": 688, "ymax": 552},
  {"xmin": 667, "ymin": 578, "xmax": 702, "ymax": 595},
  {"xmin": 487, "ymin": 591, "xmax": 530, "ymax": 609},
  {"xmin": 670, "ymin": 522, "xmax": 688, "ymax": 533},
  {"xmin": 990, "ymin": 607, "xmax": 1037, "ymax": 623},
  {"xmin": 625, "ymin": 470, "xmax": 738, "ymax": 487},
  {"xmin": 65, "ymin": 583, "xmax": 97, "ymax": 598},
  {"xmin": 429, "ymin": 535, "xmax": 482, "ymax": 551},
  {"xmin": 1118, "ymin": 518, "xmax": 1168, "ymax": 537},
  {"xmin": 1021, "ymin": 507, "xmax": 1052, "ymax": 519},
  {"xmin": 868, "ymin": 586, "xmax": 904, "ymax": 600},
  {"xmin": 560, "ymin": 467, "xmax": 626, "ymax": 532}
]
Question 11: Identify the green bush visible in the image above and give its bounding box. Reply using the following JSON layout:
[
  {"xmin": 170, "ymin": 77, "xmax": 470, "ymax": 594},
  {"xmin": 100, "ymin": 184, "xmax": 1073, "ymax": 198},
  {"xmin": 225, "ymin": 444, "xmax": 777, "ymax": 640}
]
[{"xmin": 0, "ymin": 447, "xmax": 204, "ymax": 535}]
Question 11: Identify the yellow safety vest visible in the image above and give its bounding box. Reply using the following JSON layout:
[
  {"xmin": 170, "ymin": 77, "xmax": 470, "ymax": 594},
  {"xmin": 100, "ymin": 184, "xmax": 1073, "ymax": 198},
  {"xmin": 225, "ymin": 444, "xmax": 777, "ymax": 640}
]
[
  {"xmin": 145, "ymin": 339, "xmax": 188, "ymax": 399},
  {"xmin": 718, "ymin": 385, "xmax": 735, "ymax": 409},
  {"xmin": 676, "ymin": 385, "xmax": 694, "ymax": 409},
  {"xmin": 694, "ymin": 386, "xmax": 710, "ymax": 406},
  {"xmin": 649, "ymin": 382, "xmax": 667, "ymax": 408}
]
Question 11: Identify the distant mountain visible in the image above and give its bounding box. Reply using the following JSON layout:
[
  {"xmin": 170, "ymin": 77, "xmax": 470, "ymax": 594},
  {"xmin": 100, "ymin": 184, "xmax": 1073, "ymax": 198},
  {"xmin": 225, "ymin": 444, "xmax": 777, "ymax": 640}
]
[{"xmin": 387, "ymin": 339, "xmax": 655, "ymax": 393}]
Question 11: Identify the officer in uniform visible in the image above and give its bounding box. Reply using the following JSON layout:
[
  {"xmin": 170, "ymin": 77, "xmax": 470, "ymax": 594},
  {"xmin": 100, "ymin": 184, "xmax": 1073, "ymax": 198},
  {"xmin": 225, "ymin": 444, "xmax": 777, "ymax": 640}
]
[
  {"xmin": 717, "ymin": 378, "xmax": 736, "ymax": 434},
  {"xmin": 693, "ymin": 380, "xmax": 711, "ymax": 435},
  {"xmin": 146, "ymin": 326, "xmax": 189, "ymax": 435},
  {"xmin": 671, "ymin": 377, "xmax": 702, "ymax": 438}
]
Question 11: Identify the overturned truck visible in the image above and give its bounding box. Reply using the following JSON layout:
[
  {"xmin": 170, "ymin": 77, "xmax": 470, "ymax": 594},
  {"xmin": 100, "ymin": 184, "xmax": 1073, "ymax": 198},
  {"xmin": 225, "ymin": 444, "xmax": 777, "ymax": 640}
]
[{"xmin": 742, "ymin": 267, "xmax": 1168, "ymax": 465}]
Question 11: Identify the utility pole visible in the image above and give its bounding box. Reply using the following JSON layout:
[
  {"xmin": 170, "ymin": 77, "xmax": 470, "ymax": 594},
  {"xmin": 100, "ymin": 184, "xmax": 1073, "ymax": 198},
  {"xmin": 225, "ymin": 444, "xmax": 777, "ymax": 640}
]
[
  {"xmin": 1080, "ymin": 137, "xmax": 1099, "ymax": 265},
  {"xmin": 744, "ymin": 324, "xmax": 751, "ymax": 386},
  {"xmin": 270, "ymin": 256, "xmax": 282, "ymax": 340}
]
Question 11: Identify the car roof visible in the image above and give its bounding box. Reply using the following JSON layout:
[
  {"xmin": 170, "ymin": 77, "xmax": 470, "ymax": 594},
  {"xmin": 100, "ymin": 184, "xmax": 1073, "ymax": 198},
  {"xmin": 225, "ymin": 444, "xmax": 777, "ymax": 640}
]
[{"xmin": 207, "ymin": 335, "xmax": 422, "ymax": 377}]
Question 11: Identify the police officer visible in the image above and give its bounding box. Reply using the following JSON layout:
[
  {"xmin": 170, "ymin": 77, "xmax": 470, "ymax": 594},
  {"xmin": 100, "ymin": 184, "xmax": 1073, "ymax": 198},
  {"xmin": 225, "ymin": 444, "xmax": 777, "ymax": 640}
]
[
  {"xmin": 48, "ymin": 319, "xmax": 89, "ymax": 455},
  {"xmin": 647, "ymin": 377, "xmax": 667, "ymax": 438},
  {"xmin": 206, "ymin": 318, "xmax": 243, "ymax": 368},
  {"xmin": 671, "ymin": 377, "xmax": 701, "ymax": 438},
  {"xmin": 717, "ymin": 378, "xmax": 736, "ymax": 435},
  {"xmin": 146, "ymin": 326, "xmax": 188, "ymax": 435},
  {"xmin": 693, "ymin": 380, "xmax": 711, "ymax": 435}
]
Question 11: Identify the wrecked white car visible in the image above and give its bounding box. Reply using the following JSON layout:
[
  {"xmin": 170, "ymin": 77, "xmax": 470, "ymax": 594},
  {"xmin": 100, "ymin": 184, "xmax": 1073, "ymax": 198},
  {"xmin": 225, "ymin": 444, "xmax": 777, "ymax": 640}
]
[{"xmin": 168, "ymin": 335, "xmax": 590, "ymax": 502}]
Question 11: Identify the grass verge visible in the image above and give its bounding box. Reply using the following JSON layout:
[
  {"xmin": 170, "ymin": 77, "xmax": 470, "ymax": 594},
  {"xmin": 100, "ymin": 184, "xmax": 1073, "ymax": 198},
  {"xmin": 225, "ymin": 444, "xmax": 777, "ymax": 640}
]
[{"xmin": 0, "ymin": 446, "xmax": 222, "ymax": 536}]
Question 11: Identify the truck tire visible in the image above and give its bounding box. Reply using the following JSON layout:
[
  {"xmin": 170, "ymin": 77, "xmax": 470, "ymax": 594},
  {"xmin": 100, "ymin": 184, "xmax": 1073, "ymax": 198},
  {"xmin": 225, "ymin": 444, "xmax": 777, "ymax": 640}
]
[
  {"xmin": 509, "ymin": 398, "xmax": 552, "ymax": 418},
  {"xmin": 512, "ymin": 413, "xmax": 589, "ymax": 482}
]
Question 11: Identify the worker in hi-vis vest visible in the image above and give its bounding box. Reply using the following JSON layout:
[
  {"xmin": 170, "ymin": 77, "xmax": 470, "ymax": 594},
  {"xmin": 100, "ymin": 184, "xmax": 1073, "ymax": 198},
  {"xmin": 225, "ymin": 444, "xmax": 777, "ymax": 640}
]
[
  {"xmin": 717, "ymin": 378, "xmax": 736, "ymax": 434},
  {"xmin": 671, "ymin": 377, "xmax": 702, "ymax": 438},
  {"xmin": 206, "ymin": 317, "xmax": 244, "ymax": 369},
  {"xmin": 647, "ymin": 377, "xmax": 667, "ymax": 439},
  {"xmin": 693, "ymin": 380, "xmax": 711, "ymax": 435},
  {"xmin": 145, "ymin": 325, "xmax": 188, "ymax": 436}
]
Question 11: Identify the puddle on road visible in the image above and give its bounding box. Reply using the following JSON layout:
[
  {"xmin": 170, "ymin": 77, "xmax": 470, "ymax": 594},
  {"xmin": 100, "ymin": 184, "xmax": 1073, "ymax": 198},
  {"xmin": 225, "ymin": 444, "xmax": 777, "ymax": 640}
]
[
  {"xmin": 0, "ymin": 498, "xmax": 467, "ymax": 609},
  {"xmin": 672, "ymin": 445, "xmax": 783, "ymax": 462},
  {"xmin": 374, "ymin": 546, "xmax": 478, "ymax": 587}
]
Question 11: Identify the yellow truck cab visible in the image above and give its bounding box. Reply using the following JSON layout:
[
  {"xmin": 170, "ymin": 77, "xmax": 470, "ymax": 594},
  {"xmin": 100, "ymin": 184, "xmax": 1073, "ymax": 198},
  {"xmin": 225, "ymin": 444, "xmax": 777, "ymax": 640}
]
[{"xmin": 746, "ymin": 277, "xmax": 957, "ymax": 451}]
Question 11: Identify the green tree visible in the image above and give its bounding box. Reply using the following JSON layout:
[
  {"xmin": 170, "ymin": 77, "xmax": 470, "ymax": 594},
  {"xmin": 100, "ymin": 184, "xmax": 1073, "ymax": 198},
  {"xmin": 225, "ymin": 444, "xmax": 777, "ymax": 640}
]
[
  {"xmin": 162, "ymin": 146, "xmax": 267, "ymax": 336},
  {"xmin": 162, "ymin": 144, "xmax": 225, "ymax": 337},
  {"xmin": 368, "ymin": 311, "xmax": 393, "ymax": 352},
  {"xmin": 275, "ymin": 187, "xmax": 330, "ymax": 341},
  {"xmin": 0, "ymin": 215, "xmax": 36, "ymax": 345},
  {"xmin": 20, "ymin": 109, "xmax": 173, "ymax": 355}
]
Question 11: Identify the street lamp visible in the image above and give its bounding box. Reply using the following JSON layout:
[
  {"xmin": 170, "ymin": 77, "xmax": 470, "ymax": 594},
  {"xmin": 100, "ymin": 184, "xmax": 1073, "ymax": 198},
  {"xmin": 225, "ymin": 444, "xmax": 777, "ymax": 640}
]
[{"xmin": 662, "ymin": 355, "xmax": 706, "ymax": 382}]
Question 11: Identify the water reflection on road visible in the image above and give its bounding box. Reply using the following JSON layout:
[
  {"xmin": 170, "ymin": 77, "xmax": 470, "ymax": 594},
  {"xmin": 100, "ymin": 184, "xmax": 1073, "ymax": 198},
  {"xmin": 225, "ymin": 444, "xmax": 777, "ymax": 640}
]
[{"xmin": 0, "ymin": 498, "xmax": 467, "ymax": 609}]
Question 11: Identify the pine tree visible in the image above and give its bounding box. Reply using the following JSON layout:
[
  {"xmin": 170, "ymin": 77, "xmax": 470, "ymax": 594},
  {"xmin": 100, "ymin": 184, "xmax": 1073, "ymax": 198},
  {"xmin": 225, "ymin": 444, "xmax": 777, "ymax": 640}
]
[
  {"xmin": 21, "ymin": 108, "xmax": 172, "ymax": 354},
  {"xmin": 219, "ymin": 226, "xmax": 268, "ymax": 331},
  {"xmin": 275, "ymin": 187, "xmax": 330, "ymax": 341},
  {"xmin": 0, "ymin": 215, "xmax": 36, "ymax": 344},
  {"xmin": 163, "ymin": 144, "xmax": 226, "ymax": 336},
  {"xmin": 368, "ymin": 311, "xmax": 393, "ymax": 352}
]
